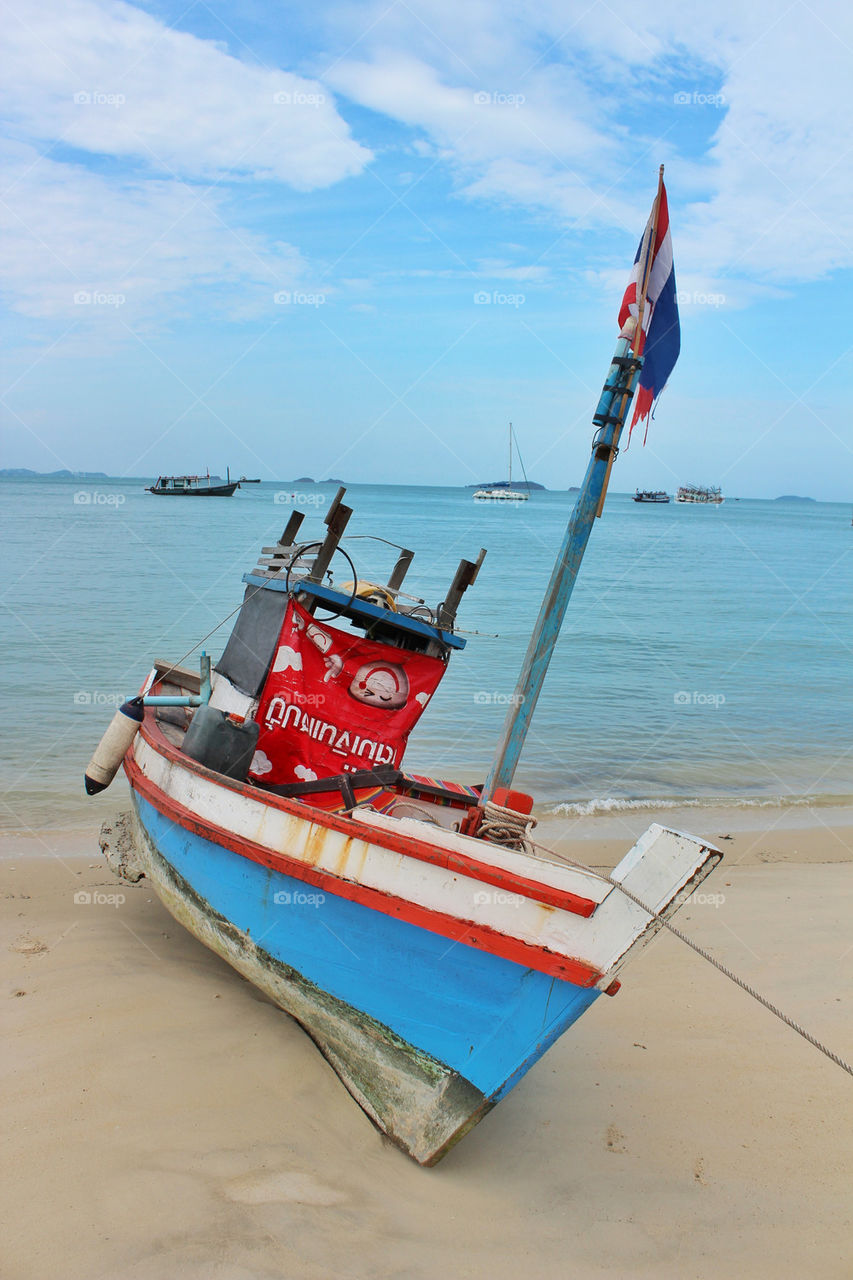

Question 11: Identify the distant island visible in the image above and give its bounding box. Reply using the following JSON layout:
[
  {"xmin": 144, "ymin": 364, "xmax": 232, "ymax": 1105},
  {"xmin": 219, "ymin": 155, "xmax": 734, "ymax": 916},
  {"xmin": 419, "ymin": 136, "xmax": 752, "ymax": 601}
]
[
  {"xmin": 774, "ymin": 495, "xmax": 816, "ymax": 502},
  {"xmin": 287, "ymin": 477, "xmax": 346, "ymax": 485},
  {"xmin": 1, "ymin": 468, "xmax": 110, "ymax": 479},
  {"xmin": 465, "ymin": 480, "xmax": 547, "ymax": 491}
]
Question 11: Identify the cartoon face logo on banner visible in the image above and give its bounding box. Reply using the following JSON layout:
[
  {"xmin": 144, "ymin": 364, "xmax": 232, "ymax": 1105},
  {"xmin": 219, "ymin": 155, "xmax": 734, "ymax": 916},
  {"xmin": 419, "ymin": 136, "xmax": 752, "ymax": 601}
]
[
  {"xmin": 249, "ymin": 598, "xmax": 445, "ymax": 790},
  {"xmin": 349, "ymin": 662, "xmax": 409, "ymax": 710}
]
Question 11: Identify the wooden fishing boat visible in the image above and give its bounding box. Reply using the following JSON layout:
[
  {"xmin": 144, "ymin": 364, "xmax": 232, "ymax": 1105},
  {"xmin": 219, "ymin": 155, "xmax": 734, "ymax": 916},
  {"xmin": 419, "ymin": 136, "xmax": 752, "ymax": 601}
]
[
  {"xmin": 633, "ymin": 489, "xmax": 670, "ymax": 503},
  {"xmin": 88, "ymin": 170, "xmax": 721, "ymax": 1165},
  {"xmin": 147, "ymin": 468, "xmax": 239, "ymax": 496},
  {"xmin": 676, "ymin": 484, "xmax": 723, "ymax": 504}
]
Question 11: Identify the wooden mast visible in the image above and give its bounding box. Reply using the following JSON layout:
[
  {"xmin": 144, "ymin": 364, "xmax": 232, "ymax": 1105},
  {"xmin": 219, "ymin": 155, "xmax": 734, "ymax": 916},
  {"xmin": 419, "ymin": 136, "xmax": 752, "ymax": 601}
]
[{"xmin": 480, "ymin": 170, "xmax": 664, "ymax": 804}]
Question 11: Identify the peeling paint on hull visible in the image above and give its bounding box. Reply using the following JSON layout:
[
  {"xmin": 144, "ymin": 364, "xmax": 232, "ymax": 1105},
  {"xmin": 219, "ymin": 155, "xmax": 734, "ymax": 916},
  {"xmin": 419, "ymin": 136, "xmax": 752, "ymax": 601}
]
[
  {"xmin": 99, "ymin": 734, "xmax": 721, "ymax": 1165},
  {"xmin": 106, "ymin": 807, "xmax": 492, "ymax": 1165}
]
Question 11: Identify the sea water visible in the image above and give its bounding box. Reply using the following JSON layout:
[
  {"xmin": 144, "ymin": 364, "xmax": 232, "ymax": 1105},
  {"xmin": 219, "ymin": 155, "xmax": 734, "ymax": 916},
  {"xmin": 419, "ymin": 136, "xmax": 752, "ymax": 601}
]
[{"xmin": 1, "ymin": 477, "xmax": 851, "ymax": 832}]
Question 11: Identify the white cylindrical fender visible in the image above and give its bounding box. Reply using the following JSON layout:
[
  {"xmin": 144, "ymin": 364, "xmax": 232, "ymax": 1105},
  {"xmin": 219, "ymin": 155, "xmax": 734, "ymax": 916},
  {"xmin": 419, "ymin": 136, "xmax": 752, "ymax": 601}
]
[{"xmin": 84, "ymin": 699, "xmax": 144, "ymax": 795}]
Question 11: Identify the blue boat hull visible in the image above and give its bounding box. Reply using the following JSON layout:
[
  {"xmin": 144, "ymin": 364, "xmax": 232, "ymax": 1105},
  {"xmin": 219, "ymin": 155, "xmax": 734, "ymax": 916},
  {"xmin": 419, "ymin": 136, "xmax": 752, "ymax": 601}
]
[{"xmin": 119, "ymin": 794, "xmax": 601, "ymax": 1163}]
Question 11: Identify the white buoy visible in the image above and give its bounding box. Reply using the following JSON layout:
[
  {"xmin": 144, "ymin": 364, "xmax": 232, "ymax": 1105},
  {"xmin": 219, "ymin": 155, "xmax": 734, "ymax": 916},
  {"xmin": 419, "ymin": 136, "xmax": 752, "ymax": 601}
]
[{"xmin": 84, "ymin": 699, "xmax": 144, "ymax": 795}]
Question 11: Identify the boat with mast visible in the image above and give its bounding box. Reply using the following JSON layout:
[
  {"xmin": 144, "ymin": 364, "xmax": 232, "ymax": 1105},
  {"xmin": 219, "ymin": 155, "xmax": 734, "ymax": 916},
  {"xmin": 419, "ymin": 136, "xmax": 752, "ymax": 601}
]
[
  {"xmin": 473, "ymin": 424, "xmax": 530, "ymax": 501},
  {"xmin": 85, "ymin": 169, "xmax": 723, "ymax": 1166}
]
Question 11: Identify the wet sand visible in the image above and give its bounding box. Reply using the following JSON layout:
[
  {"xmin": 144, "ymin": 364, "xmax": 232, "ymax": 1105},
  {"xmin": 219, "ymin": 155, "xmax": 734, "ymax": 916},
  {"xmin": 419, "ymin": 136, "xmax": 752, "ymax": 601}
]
[{"xmin": 3, "ymin": 813, "xmax": 852, "ymax": 1279}]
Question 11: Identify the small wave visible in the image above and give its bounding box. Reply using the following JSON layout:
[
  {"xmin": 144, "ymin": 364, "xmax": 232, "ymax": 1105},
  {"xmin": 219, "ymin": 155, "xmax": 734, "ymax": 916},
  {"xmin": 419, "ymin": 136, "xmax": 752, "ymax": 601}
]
[{"xmin": 548, "ymin": 794, "xmax": 853, "ymax": 818}]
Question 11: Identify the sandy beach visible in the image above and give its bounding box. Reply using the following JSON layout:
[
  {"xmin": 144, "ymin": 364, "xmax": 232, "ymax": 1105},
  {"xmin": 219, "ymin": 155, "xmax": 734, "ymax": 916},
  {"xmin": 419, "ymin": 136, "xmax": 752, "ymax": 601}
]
[{"xmin": 3, "ymin": 810, "xmax": 852, "ymax": 1280}]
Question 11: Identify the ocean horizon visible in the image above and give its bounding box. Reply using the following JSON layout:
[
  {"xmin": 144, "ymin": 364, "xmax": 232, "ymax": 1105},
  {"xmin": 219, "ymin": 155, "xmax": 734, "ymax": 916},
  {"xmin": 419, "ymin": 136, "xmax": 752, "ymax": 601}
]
[{"xmin": 1, "ymin": 476, "xmax": 851, "ymax": 832}]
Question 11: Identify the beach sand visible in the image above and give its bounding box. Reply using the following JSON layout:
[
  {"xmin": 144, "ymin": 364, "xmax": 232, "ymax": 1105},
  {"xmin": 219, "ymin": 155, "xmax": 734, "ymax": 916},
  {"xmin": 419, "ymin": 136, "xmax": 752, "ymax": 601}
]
[{"xmin": 3, "ymin": 811, "xmax": 852, "ymax": 1280}]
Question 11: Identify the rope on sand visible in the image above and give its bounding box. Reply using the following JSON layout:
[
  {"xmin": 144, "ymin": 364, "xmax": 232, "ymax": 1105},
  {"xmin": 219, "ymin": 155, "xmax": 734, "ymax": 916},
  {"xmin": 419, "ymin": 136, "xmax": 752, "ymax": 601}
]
[{"xmin": 532, "ymin": 838, "xmax": 853, "ymax": 1079}]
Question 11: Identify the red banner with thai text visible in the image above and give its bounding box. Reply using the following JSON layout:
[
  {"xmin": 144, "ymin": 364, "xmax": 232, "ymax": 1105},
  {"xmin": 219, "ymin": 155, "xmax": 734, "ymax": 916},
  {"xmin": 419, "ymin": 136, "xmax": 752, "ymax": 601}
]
[{"xmin": 248, "ymin": 598, "xmax": 445, "ymax": 790}]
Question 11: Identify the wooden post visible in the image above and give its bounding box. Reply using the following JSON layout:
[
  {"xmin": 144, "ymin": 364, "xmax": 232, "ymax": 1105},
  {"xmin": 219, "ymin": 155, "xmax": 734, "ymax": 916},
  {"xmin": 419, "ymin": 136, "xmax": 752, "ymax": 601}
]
[
  {"xmin": 480, "ymin": 336, "xmax": 642, "ymax": 802},
  {"xmin": 387, "ymin": 548, "xmax": 414, "ymax": 593},
  {"xmin": 308, "ymin": 487, "xmax": 352, "ymax": 583}
]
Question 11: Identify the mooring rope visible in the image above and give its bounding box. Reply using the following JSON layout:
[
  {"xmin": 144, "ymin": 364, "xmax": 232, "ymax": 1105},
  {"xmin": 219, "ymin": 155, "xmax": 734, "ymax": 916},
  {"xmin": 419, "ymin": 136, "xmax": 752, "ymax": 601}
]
[
  {"xmin": 479, "ymin": 800, "xmax": 538, "ymax": 852},
  {"xmin": 530, "ymin": 838, "xmax": 853, "ymax": 1079}
]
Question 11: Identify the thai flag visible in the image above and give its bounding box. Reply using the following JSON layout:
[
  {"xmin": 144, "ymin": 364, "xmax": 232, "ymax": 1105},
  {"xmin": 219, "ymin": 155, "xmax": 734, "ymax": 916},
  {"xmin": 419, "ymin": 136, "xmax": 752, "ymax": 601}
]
[{"xmin": 618, "ymin": 181, "xmax": 680, "ymax": 443}]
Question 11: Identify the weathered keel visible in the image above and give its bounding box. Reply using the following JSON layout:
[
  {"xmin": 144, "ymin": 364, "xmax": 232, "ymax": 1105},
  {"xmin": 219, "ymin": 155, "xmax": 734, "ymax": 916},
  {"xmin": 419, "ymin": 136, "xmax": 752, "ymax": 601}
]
[{"xmin": 101, "ymin": 809, "xmax": 491, "ymax": 1165}]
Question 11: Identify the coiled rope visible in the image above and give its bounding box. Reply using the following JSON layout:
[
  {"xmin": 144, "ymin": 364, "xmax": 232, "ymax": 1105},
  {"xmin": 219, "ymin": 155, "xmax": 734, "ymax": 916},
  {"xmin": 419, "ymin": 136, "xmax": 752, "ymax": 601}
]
[{"xmin": 479, "ymin": 799, "xmax": 537, "ymax": 852}]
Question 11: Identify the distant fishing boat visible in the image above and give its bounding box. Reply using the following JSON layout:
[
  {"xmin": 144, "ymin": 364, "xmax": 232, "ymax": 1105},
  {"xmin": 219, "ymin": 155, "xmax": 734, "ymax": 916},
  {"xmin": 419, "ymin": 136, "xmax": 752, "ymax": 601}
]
[
  {"xmin": 240, "ymin": 477, "xmax": 261, "ymax": 484},
  {"xmin": 86, "ymin": 168, "xmax": 721, "ymax": 1166},
  {"xmin": 147, "ymin": 468, "xmax": 239, "ymax": 497},
  {"xmin": 633, "ymin": 489, "xmax": 670, "ymax": 503},
  {"xmin": 473, "ymin": 424, "xmax": 530, "ymax": 501},
  {"xmin": 676, "ymin": 484, "xmax": 723, "ymax": 504}
]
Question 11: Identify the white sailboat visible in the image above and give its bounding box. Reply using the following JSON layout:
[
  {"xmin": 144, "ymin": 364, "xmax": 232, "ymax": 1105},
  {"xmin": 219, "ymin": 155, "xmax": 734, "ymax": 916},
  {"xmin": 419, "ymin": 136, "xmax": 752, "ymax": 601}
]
[{"xmin": 473, "ymin": 424, "xmax": 530, "ymax": 501}]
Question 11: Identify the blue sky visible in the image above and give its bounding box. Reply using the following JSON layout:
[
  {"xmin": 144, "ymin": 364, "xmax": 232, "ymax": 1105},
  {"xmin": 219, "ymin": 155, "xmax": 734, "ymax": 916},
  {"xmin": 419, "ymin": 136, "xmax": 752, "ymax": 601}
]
[{"xmin": 2, "ymin": 0, "xmax": 852, "ymax": 498}]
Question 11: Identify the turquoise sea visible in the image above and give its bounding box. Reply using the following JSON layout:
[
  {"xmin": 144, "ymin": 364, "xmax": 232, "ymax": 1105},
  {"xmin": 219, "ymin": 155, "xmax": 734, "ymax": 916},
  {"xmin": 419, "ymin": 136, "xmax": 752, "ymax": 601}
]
[{"xmin": 1, "ymin": 477, "xmax": 851, "ymax": 832}]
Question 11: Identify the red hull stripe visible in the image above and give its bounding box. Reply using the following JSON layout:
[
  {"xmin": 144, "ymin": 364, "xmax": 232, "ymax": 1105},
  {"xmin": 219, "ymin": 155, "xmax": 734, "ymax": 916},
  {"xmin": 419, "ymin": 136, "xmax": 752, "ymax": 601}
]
[
  {"xmin": 134, "ymin": 716, "xmax": 599, "ymax": 919},
  {"xmin": 125, "ymin": 747, "xmax": 602, "ymax": 988}
]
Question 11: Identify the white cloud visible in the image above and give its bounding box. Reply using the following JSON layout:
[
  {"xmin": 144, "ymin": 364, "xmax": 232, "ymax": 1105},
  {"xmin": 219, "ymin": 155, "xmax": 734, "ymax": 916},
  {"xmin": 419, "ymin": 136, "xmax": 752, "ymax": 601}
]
[
  {"xmin": 1, "ymin": 0, "xmax": 370, "ymax": 187},
  {"xmin": 0, "ymin": 142, "xmax": 308, "ymax": 320},
  {"xmin": 0, "ymin": 0, "xmax": 374, "ymax": 324},
  {"xmin": 324, "ymin": 0, "xmax": 853, "ymax": 285}
]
